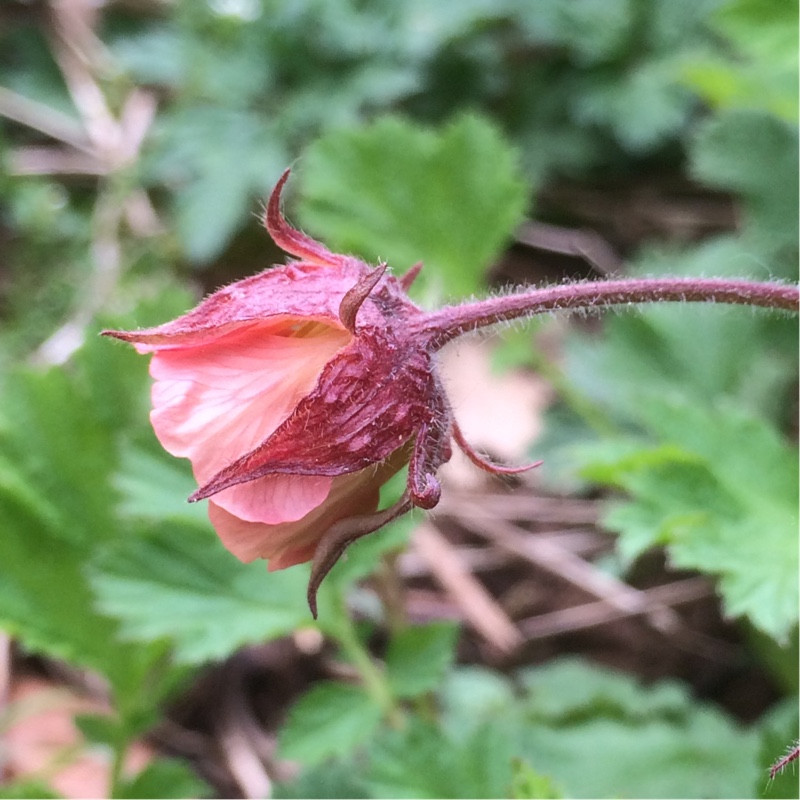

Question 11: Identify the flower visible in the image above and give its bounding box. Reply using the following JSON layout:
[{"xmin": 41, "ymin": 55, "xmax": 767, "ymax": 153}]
[
  {"xmin": 105, "ymin": 170, "xmax": 532, "ymax": 611},
  {"xmin": 105, "ymin": 169, "xmax": 796, "ymax": 613}
]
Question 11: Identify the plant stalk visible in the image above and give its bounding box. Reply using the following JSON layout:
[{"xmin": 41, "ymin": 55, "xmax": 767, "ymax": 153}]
[
  {"xmin": 416, "ymin": 278, "xmax": 799, "ymax": 349},
  {"xmin": 333, "ymin": 596, "xmax": 405, "ymax": 728}
]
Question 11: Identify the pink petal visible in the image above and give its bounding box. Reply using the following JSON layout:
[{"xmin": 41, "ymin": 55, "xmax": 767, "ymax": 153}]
[
  {"xmin": 149, "ymin": 319, "xmax": 350, "ymax": 522},
  {"xmin": 214, "ymin": 473, "xmax": 332, "ymax": 524},
  {"xmin": 208, "ymin": 454, "xmax": 406, "ymax": 566}
]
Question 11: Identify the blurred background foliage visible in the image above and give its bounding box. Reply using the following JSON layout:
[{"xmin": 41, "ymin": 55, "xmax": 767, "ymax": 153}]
[{"xmin": 0, "ymin": 0, "xmax": 797, "ymax": 797}]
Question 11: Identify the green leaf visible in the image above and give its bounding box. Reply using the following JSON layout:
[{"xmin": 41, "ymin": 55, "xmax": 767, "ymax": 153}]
[
  {"xmin": 150, "ymin": 107, "xmax": 286, "ymax": 263},
  {"xmin": 365, "ymin": 716, "xmax": 517, "ymax": 799},
  {"xmin": 513, "ymin": 0, "xmax": 633, "ymax": 66},
  {"xmin": 582, "ymin": 398, "xmax": 798, "ymax": 642},
  {"xmin": 116, "ymin": 759, "xmax": 211, "ymax": 799},
  {"xmin": 115, "ymin": 444, "xmax": 208, "ymax": 527},
  {"xmin": 273, "ymin": 759, "xmax": 370, "ymax": 799},
  {"xmin": 517, "ymin": 657, "xmax": 691, "ymax": 723},
  {"xmin": 562, "ymin": 237, "xmax": 798, "ymax": 423},
  {"xmin": 520, "ymin": 707, "xmax": 760, "ymax": 799},
  {"xmin": 575, "ymin": 59, "xmax": 692, "ymax": 152},
  {"xmin": 509, "ymin": 758, "xmax": 564, "ymax": 800},
  {"xmin": 90, "ymin": 522, "xmax": 312, "ymax": 664},
  {"xmin": 691, "ymin": 110, "xmax": 799, "ymax": 248},
  {"xmin": 297, "ymin": 113, "xmax": 528, "ymax": 299},
  {"xmin": 74, "ymin": 713, "xmax": 119, "ymax": 747},
  {"xmin": 0, "ymin": 334, "xmax": 167, "ymax": 693},
  {"xmin": 681, "ymin": 0, "xmax": 798, "ymax": 121},
  {"xmin": 385, "ymin": 622, "xmax": 459, "ymax": 698},
  {"xmin": 0, "ymin": 780, "xmax": 61, "ymax": 799},
  {"xmin": 439, "ymin": 666, "xmax": 517, "ymax": 736},
  {"xmin": 278, "ymin": 682, "xmax": 383, "ymax": 766},
  {"xmin": 511, "ymin": 659, "xmax": 761, "ymax": 799}
]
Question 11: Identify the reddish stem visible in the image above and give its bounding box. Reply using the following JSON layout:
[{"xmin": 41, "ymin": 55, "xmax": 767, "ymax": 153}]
[{"xmin": 415, "ymin": 278, "xmax": 799, "ymax": 349}]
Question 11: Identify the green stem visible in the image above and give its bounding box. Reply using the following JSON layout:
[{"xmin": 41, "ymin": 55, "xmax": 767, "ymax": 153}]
[
  {"xmin": 333, "ymin": 595, "xmax": 405, "ymax": 728},
  {"xmin": 108, "ymin": 735, "xmax": 127, "ymax": 798}
]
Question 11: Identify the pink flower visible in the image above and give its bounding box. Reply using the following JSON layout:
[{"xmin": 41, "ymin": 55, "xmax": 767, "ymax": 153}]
[{"xmin": 105, "ymin": 170, "xmax": 536, "ymax": 612}]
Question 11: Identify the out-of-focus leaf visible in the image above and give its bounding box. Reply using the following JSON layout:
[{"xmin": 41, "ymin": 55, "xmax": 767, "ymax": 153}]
[
  {"xmin": 74, "ymin": 713, "xmax": 119, "ymax": 748},
  {"xmin": 509, "ymin": 759, "xmax": 564, "ymax": 800},
  {"xmin": 691, "ymin": 110, "xmax": 799, "ymax": 248},
  {"xmin": 0, "ymin": 333, "xmax": 167, "ymax": 695},
  {"xmin": 273, "ymin": 760, "xmax": 370, "ymax": 799},
  {"xmin": 147, "ymin": 108, "xmax": 286, "ymax": 263},
  {"xmin": 116, "ymin": 759, "xmax": 211, "ymax": 799},
  {"xmin": 385, "ymin": 622, "xmax": 459, "ymax": 698},
  {"xmin": 0, "ymin": 780, "xmax": 60, "ymax": 799},
  {"xmin": 439, "ymin": 666, "xmax": 517, "ymax": 736},
  {"xmin": 575, "ymin": 59, "xmax": 692, "ymax": 152},
  {"xmin": 515, "ymin": 659, "xmax": 760, "ymax": 798},
  {"xmin": 90, "ymin": 522, "xmax": 311, "ymax": 664},
  {"xmin": 365, "ymin": 716, "xmax": 516, "ymax": 799},
  {"xmin": 517, "ymin": 658, "xmax": 691, "ymax": 722},
  {"xmin": 111, "ymin": 25, "xmax": 184, "ymax": 87},
  {"xmin": 520, "ymin": 707, "xmax": 759, "ymax": 799},
  {"xmin": 297, "ymin": 113, "xmax": 528, "ymax": 299},
  {"xmin": 115, "ymin": 445, "xmax": 208, "ymax": 527},
  {"xmin": 278, "ymin": 682, "xmax": 383, "ymax": 766},
  {"xmin": 580, "ymin": 398, "xmax": 798, "ymax": 642},
  {"xmin": 562, "ymin": 238, "xmax": 798, "ymax": 425},
  {"xmin": 681, "ymin": 0, "xmax": 798, "ymax": 121},
  {"xmin": 513, "ymin": 0, "xmax": 633, "ymax": 65}
]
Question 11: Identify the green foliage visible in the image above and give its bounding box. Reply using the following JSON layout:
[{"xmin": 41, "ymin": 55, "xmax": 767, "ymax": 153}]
[
  {"xmin": 278, "ymin": 682, "xmax": 383, "ymax": 765},
  {"xmin": 90, "ymin": 522, "xmax": 312, "ymax": 664},
  {"xmin": 278, "ymin": 658, "xmax": 767, "ymax": 799},
  {"xmin": 509, "ymin": 758, "xmax": 564, "ymax": 800},
  {"xmin": 0, "ymin": 329, "xmax": 166, "ymax": 692},
  {"xmin": 681, "ymin": 0, "xmax": 798, "ymax": 121},
  {"xmin": 386, "ymin": 622, "xmax": 459, "ymax": 698},
  {"xmin": 691, "ymin": 111, "xmax": 799, "ymax": 249},
  {"xmin": 0, "ymin": 780, "xmax": 61, "ymax": 799},
  {"xmin": 297, "ymin": 114, "xmax": 528, "ymax": 299},
  {"xmin": 365, "ymin": 716, "xmax": 517, "ymax": 799},
  {"xmin": 115, "ymin": 759, "xmax": 211, "ymax": 799},
  {"xmin": 577, "ymin": 398, "xmax": 798, "ymax": 641}
]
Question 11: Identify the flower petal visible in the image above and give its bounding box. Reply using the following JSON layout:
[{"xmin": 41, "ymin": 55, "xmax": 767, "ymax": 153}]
[
  {"xmin": 208, "ymin": 450, "xmax": 409, "ymax": 566},
  {"xmin": 148, "ymin": 321, "xmax": 350, "ymax": 483},
  {"xmin": 192, "ymin": 329, "xmax": 439, "ymax": 501},
  {"xmin": 214, "ymin": 473, "xmax": 332, "ymax": 524}
]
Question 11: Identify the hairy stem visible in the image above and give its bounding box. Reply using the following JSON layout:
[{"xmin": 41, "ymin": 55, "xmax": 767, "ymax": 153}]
[{"xmin": 416, "ymin": 278, "xmax": 799, "ymax": 349}]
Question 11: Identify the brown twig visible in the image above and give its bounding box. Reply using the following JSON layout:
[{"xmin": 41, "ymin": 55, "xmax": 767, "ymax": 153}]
[
  {"xmin": 413, "ymin": 523, "xmax": 522, "ymax": 654},
  {"xmin": 459, "ymin": 511, "xmax": 689, "ymax": 637},
  {"xmin": 435, "ymin": 492, "xmax": 602, "ymax": 525},
  {"xmin": 516, "ymin": 576, "xmax": 734, "ymax": 663},
  {"xmin": 0, "ymin": 86, "xmax": 92, "ymax": 152},
  {"xmin": 515, "ymin": 219, "xmax": 623, "ymax": 276}
]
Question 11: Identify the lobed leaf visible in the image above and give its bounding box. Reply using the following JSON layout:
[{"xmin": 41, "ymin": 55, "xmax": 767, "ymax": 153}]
[{"xmin": 297, "ymin": 113, "xmax": 528, "ymax": 300}]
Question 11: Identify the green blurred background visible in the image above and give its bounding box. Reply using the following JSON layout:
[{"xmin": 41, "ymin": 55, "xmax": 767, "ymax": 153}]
[{"xmin": 0, "ymin": 1, "xmax": 797, "ymax": 798}]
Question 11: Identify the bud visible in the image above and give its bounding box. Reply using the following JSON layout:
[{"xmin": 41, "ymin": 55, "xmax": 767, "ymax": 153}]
[{"xmin": 104, "ymin": 170, "xmax": 534, "ymax": 613}]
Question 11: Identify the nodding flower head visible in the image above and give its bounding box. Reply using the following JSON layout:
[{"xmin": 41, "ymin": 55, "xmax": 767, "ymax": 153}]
[{"xmin": 104, "ymin": 169, "xmax": 539, "ymax": 614}]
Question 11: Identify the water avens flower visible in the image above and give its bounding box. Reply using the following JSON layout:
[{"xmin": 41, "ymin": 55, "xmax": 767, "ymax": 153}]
[{"xmin": 105, "ymin": 169, "xmax": 798, "ymax": 615}]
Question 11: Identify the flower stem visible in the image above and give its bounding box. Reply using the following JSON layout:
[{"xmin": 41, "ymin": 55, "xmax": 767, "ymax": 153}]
[
  {"xmin": 417, "ymin": 278, "xmax": 799, "ymax": 349},
  {"xmin": 333, "ymin": 595, "xmax": 405, "ymax": 728}
]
